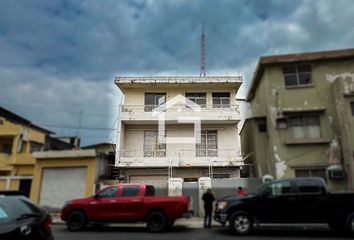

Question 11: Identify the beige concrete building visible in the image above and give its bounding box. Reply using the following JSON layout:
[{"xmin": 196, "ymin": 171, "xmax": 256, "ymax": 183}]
[{"xmin": 115, "ymin": 76, "xmax": 243, "ymax": 183}]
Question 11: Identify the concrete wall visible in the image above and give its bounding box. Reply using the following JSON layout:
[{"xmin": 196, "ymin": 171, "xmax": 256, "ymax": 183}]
[
  {"xmin": 332, "ymin": 76, "xmax": 354, "ymax": 190},
  {"xmin": 240, "ymin": 119, "xmax": 271, "ymax": 177}
]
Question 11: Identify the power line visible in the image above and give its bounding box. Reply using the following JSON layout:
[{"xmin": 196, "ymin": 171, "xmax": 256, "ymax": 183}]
[
  {"xmin": 37, "ymin": 123, "xmax": 117, "ymax": 131},
  {"xmin": 0, "ymin": 102, "xmax": 118, "ymax": 117},
  {"xmin": 0, "ymin": 97, "xmax": 121, "ymax": 108}
]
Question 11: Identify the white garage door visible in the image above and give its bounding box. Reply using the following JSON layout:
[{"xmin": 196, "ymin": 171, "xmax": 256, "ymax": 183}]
[{"xmin": 40, "ymin": 167, "xmax": 87, "ymax": 209}]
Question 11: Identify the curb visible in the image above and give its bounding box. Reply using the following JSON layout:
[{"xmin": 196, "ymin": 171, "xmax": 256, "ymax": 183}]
[{"xmin": 51, "ymin": 217, "xmax": 330, "ymax": 231}]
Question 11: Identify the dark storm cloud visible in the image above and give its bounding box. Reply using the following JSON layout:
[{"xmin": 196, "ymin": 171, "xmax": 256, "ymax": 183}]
[{"xmin": 0, "ymin": 0, "xmax": 354, "ymax": 144}]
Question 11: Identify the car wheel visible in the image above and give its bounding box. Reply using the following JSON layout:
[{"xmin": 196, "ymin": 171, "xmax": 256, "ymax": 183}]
[
  {"xmin": 347, "ymin": 213, "xmax": 354, "ymax": 235},
  {"xmin": 66, "ymin": 211, "xmax": 87, "ymax": 231},
  {"xmin": 229, "ymin": 211, "xmax": 253, "ymax": 235},
  {"xmin": 146, "ymin": 211, "xmax": 167, "ymax": 232}
]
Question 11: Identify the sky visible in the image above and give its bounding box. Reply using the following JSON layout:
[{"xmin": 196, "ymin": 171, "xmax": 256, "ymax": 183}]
[{"xmin": 0, "ymin": 0, "xmax": 354, "ymax": 146}]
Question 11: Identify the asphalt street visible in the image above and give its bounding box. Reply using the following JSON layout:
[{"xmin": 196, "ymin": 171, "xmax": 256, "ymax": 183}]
[{"xmin": 52, "ymin": 225, "xmax": 351, "ymax": 240}]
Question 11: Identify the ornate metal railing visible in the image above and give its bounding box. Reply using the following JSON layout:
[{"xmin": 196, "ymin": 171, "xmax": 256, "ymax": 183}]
[{"xmin": 117, "ymin": 149, "xmax": 242, "ymax": 159}]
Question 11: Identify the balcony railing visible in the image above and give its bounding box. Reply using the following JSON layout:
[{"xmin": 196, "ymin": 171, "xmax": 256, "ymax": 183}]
[
  {"xmin": 121, "ymin": 104, "xmax": 239, "ymax": 113},
  {"xmin": 118, "ymin": 149, "xmax": 242, "ymax": 159},
  {"xmin": 143, "ymin": 150, "xmax": 166, "ymax": 157},
  {"xmin": 117, "ymin": 149, "xmax": 243, "ymax": 167}
]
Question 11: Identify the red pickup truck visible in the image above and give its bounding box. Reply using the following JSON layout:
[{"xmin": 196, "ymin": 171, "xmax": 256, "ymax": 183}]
[{"xmin": 61, "ymin": 184, "xmax": 192, "ymax": 232}]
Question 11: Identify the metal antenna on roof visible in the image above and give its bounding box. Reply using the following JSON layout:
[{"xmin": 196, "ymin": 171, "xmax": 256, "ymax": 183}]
[
  {"xmin": 77, "ymin": 110, "xmax": 82, "ymax": 139},
  {"xmin": 200, "ymin": 22, "xmax": 206, "ymax": 77}
]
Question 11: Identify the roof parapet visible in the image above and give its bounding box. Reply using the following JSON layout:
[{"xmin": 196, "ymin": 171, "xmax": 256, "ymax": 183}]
[{"xmin": 115, "ymin": 76, "xmax": 242, "ymax": 85}]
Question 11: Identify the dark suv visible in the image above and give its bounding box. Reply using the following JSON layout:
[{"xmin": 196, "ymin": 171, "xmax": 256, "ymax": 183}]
[{"xmin": 214, "ymin": 178, "xmax": 354, "ymax": 235}]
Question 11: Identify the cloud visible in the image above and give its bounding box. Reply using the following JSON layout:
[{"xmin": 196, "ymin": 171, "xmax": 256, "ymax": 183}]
[
  {"xmin": 0, "ymin": 0, "xmax": 354, "ymax": 144},
  {"xmin": 0, "ymin": 66, "xmax": 120, "ymax": 145}
]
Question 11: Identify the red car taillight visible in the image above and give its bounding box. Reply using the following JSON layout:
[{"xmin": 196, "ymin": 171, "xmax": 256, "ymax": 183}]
[{"xmin": 43, "ymin": 215, "xmax": 53, "ymax": 233}]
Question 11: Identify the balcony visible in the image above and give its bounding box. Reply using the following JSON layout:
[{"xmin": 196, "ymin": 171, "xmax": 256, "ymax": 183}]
[
  {"xmin": 116, "ymin": 149, "xmax": 243, "ymax": 168},
  {"xmin": 12, "ymin": 153, "xmax": 35, "ymax": 165},
  {"xmin": 0, "ymin": 153, "xmax": 14, "ymax": 169},
  {"xmin": 120, "ymin": 104, "xmax": 240, "ymax": 124},
  {"xmin": 0, "ymin": 153, "xmax": 14, "ymax": 164}
]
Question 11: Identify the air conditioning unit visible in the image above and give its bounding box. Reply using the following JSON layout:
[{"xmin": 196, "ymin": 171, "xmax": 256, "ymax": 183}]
[
  {"xmin": 327, "ymin": 165, "xmax": 346, "ymax": 180},
  {"xmin": 276, "ymin": 118, "xmax": 288, "ymax": 129}
]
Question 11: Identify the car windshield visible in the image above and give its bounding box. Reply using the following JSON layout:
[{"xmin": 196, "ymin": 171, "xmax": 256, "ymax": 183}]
[{"xmin": 0, "ymin": 196, "xmax": 41, "ymax": 223}]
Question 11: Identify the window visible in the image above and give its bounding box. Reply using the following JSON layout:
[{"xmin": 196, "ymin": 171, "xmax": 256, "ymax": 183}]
[
  {"xmin": 1, "ymin": 144, "xmax": 12, "ymax": 154},
  {"xmin": 29, "ymin": 141, "xmax": 43, "ymax": 153},
  {"xmin": 212, "ymin": 173, "xmax": 230, "ymax": 179},
  {"xmin": 143, "ymin": 130, "xmax": 166, "ymax": 157},
  {"xmin": 0, "ymin": 137, "xmax": 13, "ymax": 154},
  {"xmin": 196, "ymin": 130, "xmax": 218, "ymax": 157},
  {"xmin": 212, "ymin": 92, "xmax": 230, "ymax": 108},
  {"xmin": 295, "ymin": 169, "xmax": 326, "ymax": 180},
  {"xmin": 145, "ymin": 185, "xmax": 155, "ymax": 196},
  {"xmin": 283, "ymin": 65, "xmax": 312, "ymax": 87},
  {"xmin": 258, "ymin": 123, "xmax": 267, "ymax": 132},
  {"xmin": 0, "ymin": 197, "xmax": 41, "ymax": 224},
  {"xmin": 257, "ymin": 118, "xmax": 267, "ymax": 132},
  {"xmin": 351, "ymin": 102, "xmax": 354, "ymax": 116},
  {"xmin": 289, "ymin": 115, "xmax": 320, "ymax": 139},
  {"xmin": 296, "ymin": 179, "xmax": 321, "ymax": 193},
  {"xmin": 185, "ymin": 93, "xmax": 206, "ymax": 108},
  {"xmin": 144, "ymin": 93, "xmax": 166, "ymax": 112},
  {"xmin": 122, "ymin": 186, "xmax": 141, "ymax": 197},
  {"xmin": 184, "ymin": 177, "xmax": 198, "ymax": 182},
  {"xmin": 98, "ymin": 186, "xmax": 118, "ymax": 198},
  {"xmin": 266, "ymin": 181, "xmax": 292, "ymax": 196}
]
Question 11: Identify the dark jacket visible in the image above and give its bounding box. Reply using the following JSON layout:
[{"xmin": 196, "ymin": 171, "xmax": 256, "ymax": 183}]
[{"xmin": 202, "ymin": 191, "xmax": 215, "ymax": 212}]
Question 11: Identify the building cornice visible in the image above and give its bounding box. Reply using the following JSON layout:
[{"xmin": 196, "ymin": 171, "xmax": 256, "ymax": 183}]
[
  {"xmin": 246, "ymin": 48, "xmax": 354, "ymax": 101},
  {"xmin": 115, "ymin": 76, "xmax": 242, "ymax": 87}
]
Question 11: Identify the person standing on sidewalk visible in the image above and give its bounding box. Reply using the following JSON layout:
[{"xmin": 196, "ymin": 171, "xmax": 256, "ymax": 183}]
[
  {"xmin": 237, "ymin": 186, "xmax": 246, "ymax": 196},
  {"xmin": 202, "ymin": 188, "xmax": 215, "ymax": 228}
]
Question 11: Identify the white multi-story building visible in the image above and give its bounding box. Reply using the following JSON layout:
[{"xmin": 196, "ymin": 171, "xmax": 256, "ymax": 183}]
[{"xmin": 115, "ymin": 76, "xmax": 243, "ymax": 183}]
